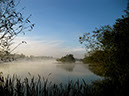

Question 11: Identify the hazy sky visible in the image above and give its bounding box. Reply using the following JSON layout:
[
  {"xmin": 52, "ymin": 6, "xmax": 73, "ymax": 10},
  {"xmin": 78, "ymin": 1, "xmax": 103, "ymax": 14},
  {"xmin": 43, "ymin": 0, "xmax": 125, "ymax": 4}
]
[{"xmin": 12, "ymin": 0, "xmax": 128, "ymax": 58}]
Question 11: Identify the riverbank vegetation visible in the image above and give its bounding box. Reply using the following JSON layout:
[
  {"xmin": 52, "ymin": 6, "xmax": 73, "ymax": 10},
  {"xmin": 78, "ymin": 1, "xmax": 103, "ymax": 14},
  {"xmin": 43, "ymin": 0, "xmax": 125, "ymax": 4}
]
[
  {"xmin": 0, "ymin": 51, "xmax": 26, "ymax": 62},
  {"xmin": 80, "ymin": 0, "xmax": 129, "ymax": 95},
  {"xmin": 0, "ymin": 74, "xmax": 128, "ymax": 96},
  {"xmin": 0, "ymin": 75, "xmax": 93, "ymax": 96},
  {"xmin": 0, "ymin": 0, "xmax": 129, "ymax": 96},
  {"xmin": 56, "ymin": 54, "xmax": 76, "ymax": 63}
]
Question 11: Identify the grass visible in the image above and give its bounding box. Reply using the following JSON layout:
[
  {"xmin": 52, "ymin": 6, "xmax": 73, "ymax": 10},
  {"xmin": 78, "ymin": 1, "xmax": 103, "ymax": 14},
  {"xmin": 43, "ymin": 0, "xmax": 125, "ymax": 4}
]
[
  {"xmin": 0, "ymin": 74, "xmax": 128, "ymax": 96},
  {"xmin": 0, "ymin": 74, "xmax": 95, "ymax": 96}
]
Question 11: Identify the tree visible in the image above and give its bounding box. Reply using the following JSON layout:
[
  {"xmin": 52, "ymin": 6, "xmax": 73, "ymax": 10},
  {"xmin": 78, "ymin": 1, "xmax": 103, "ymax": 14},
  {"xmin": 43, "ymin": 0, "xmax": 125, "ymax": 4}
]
[
  {"xmin": 0, "ymin": 0, "xmax": 34, "ymax": 53},
  {"xmin": 80, "ymin": 1, "xmax": 129, "ymax": 81},
  {"xmin": 57, "ymin": 54, "xmax": 76, "ymax": 63}
]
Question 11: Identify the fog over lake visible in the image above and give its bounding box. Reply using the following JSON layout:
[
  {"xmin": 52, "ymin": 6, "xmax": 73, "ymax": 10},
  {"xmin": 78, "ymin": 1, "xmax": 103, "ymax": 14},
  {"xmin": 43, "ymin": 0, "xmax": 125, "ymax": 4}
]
[{"xmin": 0, "ymin": 59, "xmax": 102, "ymax": 84}]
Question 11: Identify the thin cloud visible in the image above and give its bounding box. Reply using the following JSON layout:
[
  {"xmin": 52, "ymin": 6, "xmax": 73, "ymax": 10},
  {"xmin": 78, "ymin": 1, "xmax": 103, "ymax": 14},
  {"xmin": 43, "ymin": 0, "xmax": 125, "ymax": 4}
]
[{"xmin": 11, "ymin": 36, "xmax": 85, "ymax": 58}]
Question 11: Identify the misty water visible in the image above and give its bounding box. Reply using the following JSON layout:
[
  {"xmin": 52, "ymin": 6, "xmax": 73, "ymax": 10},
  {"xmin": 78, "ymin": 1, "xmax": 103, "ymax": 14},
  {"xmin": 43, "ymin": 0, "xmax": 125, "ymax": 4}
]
[{"xmin": 0, "ymin": 59, "xmax": 102, "ymax": 84}]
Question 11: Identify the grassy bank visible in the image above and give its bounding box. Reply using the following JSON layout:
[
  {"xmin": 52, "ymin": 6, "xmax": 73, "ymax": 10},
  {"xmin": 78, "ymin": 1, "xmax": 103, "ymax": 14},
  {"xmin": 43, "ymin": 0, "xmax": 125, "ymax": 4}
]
[
  {"xmin": 0, "ymin": 74, "xmax": 128, "ymax": 96},
  {"xmin": 0, "ymin": 75, "xmax": 94, "ymax": 96}
]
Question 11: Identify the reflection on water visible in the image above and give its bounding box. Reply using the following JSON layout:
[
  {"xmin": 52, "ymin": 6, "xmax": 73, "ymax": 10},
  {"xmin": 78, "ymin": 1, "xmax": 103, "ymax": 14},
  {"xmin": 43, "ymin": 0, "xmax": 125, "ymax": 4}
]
[
  {"xmin": 0, "ymin": 59, "xmax": 102, "ymax": 84},
  {"xmin": 56, "ymin": 64, "xmax": 75, "ymax": 72}
]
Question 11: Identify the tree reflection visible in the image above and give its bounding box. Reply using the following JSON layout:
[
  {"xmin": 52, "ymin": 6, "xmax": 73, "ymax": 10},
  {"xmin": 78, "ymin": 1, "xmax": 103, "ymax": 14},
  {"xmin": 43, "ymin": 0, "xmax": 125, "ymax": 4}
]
[{"xmin": 56, "ymin": 64, "xmax": 75, "ymax": 72}]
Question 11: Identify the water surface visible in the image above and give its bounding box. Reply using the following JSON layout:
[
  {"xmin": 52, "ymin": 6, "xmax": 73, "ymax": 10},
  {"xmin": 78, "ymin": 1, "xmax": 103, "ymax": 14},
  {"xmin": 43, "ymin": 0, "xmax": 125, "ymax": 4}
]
[{"xmin": 0, "ymin": 59, "xmax": 102, "ymax": 84}]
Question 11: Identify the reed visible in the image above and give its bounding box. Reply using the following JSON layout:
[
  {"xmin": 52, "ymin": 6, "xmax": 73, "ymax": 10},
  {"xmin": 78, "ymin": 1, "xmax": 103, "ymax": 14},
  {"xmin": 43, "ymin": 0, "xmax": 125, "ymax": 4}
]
[
  {"xmin": 0, "ymin": 74, "xmax": 127, "ymax": 96},
  {"xmin": 0, "ymin": 74, "xmax": 96, "ymax": 96}
]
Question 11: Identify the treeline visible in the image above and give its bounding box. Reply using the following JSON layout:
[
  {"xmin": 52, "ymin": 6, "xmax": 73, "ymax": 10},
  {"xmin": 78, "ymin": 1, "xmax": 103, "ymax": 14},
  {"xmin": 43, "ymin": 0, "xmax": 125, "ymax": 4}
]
[
  {"xmin": 0, "ymin": 51, "xmax": 26, "ymax": 62},
  {"xmin": 27, "ymin": 55, "xmax": 53, "ymax": 60},
  {"xmin": 80, "ymin": 1, "xmax": 129, "ymax": 95},
  {"xmin": 0, "ymin": 51, "xmax": 54, "ymax": 63}
]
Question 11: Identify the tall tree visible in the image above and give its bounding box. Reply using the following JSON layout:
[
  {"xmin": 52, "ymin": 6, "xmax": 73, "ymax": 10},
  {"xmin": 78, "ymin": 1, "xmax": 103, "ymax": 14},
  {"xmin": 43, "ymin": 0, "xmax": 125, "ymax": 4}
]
[{"xmin": 80, "ymin": 1, "xmax": 129, "ymax": 81}]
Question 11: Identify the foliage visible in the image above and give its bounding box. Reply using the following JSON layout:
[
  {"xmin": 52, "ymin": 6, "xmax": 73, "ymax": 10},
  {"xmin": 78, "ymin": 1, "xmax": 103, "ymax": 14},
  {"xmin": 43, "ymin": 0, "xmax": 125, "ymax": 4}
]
[
  {"xmin": 0, "ymin": 74, "xmax": 129, "ymax": 96},
  {"xmin": 80, "ymin": 1, "xmax": 129, "ymax": 81},
  {"xmin": 0, "ymin": 0, "xmax": 34, "ymax": 53},
  {"xmin": 92, "ymin": 78, "xmax": 129, "ymax": 96},
  {"xmin": 0, "ymin": 75, "xmax": 95, "ymax": 96},
  {"xmin": 57, "ymin": 54, "xmax": 76, "ymax": 63},
  {"xmin": 82, "ymin": 50, "xmax": 115, "ymax": 77},
  {"xmin": 0, "ymin": 52, "xmax": 26, "ymax": 62}
]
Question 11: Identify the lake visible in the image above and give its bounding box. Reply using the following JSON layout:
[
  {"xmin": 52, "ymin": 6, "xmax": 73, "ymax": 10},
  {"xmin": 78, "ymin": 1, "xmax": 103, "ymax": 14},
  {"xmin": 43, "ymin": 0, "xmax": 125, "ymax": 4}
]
[{"xmin": 0, "ymin": 59, "xmax": 102, "ymax": 84}]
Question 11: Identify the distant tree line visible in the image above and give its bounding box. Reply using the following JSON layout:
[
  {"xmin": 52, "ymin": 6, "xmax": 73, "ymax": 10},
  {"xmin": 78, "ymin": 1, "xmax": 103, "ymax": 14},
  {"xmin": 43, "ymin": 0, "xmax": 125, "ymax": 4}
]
[{"xmin": 0, "ymin": 52, "xmax": 26, "ymax": 62}]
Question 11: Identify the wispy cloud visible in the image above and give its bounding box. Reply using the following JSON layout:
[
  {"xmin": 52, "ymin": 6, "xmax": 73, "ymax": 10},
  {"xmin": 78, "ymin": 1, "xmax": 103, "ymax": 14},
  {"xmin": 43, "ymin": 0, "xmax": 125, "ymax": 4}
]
[
  {"xmin": 11, "ymin": 36, "xmax": 85, "ymax": 58},
  {"xmin": 65, "ymin": 47, "xmax": 86, "ymax": 53}
]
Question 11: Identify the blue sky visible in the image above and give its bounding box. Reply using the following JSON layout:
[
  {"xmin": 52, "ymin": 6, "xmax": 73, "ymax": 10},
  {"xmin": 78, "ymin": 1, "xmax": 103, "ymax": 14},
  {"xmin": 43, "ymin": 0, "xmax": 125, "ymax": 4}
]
[{"xmin": 13, "ymin": 0, "xmax": 128, "ymax": 58}]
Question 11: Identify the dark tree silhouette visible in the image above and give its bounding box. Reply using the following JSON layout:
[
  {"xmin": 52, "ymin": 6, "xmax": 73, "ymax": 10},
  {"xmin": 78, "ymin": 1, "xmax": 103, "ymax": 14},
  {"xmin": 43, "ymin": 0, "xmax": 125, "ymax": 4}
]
[
  {"xmin": 0, "ymin": 0, "xmax": 34, "ymax": 53},
  {"xmin": 79, "ymin": 1, "xmax": 129, "ymax": 95},
  {"xmin": 57, "ymin": 54, "xmax": 76, "ymax": 63},
  {"xmin": 80, "ymin": 1, "xmax": 129, "ymax": 80}
]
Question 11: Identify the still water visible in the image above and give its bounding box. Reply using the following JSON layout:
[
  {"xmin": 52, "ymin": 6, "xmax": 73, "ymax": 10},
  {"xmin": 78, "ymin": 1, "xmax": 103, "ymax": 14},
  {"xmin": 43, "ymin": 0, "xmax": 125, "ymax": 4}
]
[{"xmin": 0, "ymin": 59, "xmax": 102, "ymax": 84}]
